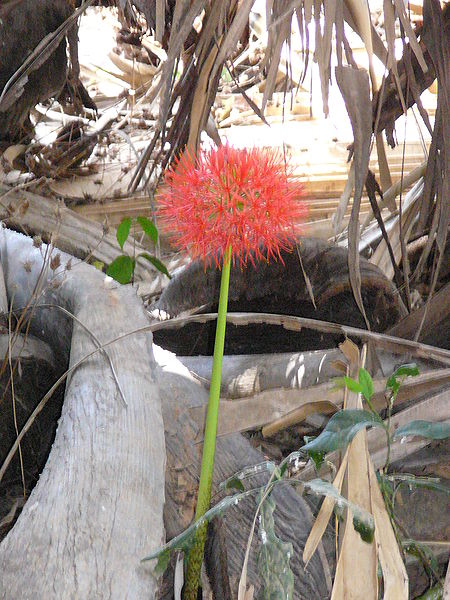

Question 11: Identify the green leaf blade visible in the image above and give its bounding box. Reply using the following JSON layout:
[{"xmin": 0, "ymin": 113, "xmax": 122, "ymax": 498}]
[
  {"xmin": 106, "ymin": 256, "xmax": 134, "ymax": 284},
  {"xmin": 393, "ymin": 420, "xmax": 450, "ymax": 441},
  {"xmin": 137, "ymin": 216, "xmax": 158, "ymax": 244},
  {"xmin": 305, "ymin": 479, "xmax": 375, "ymax": 544},
  {"xmin": 358, "ymin": 368, "xmax": 374, "ymax": 401},
  {"xmin": 302, "ymin": 409, "xmax": 384, "ymax": 456},
  {"xmin": 139, "ymin": 253, "xmax": 171, "ymax": 278},
  {"xmin": 387, "ymin": 363, "xmax": 419, "ymax": 391},
  {"xmin": 257, "ymin": 493, "xmax": 294, "ymax": 600},
  {"xmin": 116, "ymin": 217, "xmax": 131, "ymax": 250}
]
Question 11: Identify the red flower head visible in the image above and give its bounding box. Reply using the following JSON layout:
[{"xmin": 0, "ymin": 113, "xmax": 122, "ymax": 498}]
[{"xmin": 157, "ymin": 144, "xmax": 306, "ymax": 267}]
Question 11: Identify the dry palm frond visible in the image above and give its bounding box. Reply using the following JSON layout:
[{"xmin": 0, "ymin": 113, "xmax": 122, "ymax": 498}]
[{"xmin": 127, "ymin": 0, "xmax": 446, "ymax": 331}]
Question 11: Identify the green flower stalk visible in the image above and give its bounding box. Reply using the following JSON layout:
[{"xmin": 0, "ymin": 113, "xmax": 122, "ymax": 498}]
[{"xmin": 157, "ymin": 144, "xmax": 305, "ymax": 599}]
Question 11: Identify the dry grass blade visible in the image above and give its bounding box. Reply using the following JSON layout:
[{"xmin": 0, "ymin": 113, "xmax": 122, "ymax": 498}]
[
  {"xmin": 294, "ymin": 4, "xmax": 310, "ymax": 82},
  {"xmin": 335, "ymin": 66, "xmax": 372, "ymax": 329},
  {"xmin": 383, "ymin": 0, "xmax": 407, "ymax": 116},
  {"xmin": 215, "ymin": 0, "xmax": 255, "ymax": 67},
  {"xmin": 375, "ymin": 133, "xmax": 393, "ymax": 194},
  {"xmin": 303, "ymin": 453, "xmax": 349, "ymax": 566},
  {"xmin": 393, "ymin": 0, "xmax": 427, "ymax": 72},
  {"xmin": 313, "ymin": 0, "xmax": 337, "ymax": 115},
  {"xmin": 370, "ymin": 179, "xmax": 424, "ymax": 280},
  {"xmin": 155, "ymin": 0, "xmax": 166, "ymax": 43},
  {"xmin": 261, "ymin": 1, "xmax": 295, "ymax": 111},
  {"xmin": 0, "ymin": 261, "xmax": 7, "ymax": 314},
  {"xmin": 330, "ymin": 343, "xmax": 378, "ymax": 598},
  {"xmin": 333, "ymin": 161, "xmax": 355, "ymax": 236},
  {"xmin": 369, "ymin": 464, "xmax": 408, "ymax": 599},
  {"xmin": 158, "ymin": 0, "xmax": 207, "ymax": 126}
]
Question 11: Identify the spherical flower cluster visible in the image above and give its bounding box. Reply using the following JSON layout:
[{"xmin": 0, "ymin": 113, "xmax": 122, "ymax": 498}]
[{"xmin": 157, "ymin": 144, "xmax": 306, "ymax": 267}]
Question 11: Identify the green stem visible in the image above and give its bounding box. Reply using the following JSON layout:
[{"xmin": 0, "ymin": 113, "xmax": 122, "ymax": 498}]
[{"xmin": 184, "ymin": 246, "xmax": 232, "ymax": 600}]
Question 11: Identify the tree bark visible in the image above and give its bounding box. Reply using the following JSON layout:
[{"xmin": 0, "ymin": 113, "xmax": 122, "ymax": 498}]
[{"xmin": 0, "ymin": 228, "xmax": 166, "ymax": 599}]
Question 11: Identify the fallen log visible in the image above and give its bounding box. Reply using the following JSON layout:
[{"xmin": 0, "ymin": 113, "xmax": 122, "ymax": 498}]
[
  {"xmin": 0, "ymin": 228, "xmax": 165, "ymax": 599},
  {"xmin": 152, "ymin": 236, "xmax": 407, "ymax": 355},
  {"xmin": 0, "ymin": 182, "xmax": 158, "ymax": 281}
]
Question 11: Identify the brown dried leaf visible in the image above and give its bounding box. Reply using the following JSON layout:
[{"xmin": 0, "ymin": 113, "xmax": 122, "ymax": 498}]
[
  {"xmin": 261, "ymin": 400, "xmax": 338, "ymax": 438},
  {"xmin": 303, "ymin": 452, "xmax": 349, "ymax": 566},
  {"xmin": 369, "ymin": 464, "xmax": 408, "ymax": 598},
  {"xmin": 344, "ymin": 0, "xmax": 373, "ymax": 57},
  {"xmin": 262, "ymin": 2, "xmax": 295, "ymax": 111},
  {"xmin": 50, "ymin": 253, "xmax": 61, "ymax": 272},
  {"xmin": 187, "ymin": 45, "xmax": 219, "ymax": 151},
  {"xmin": 332, "ymin": 344, "xmax": 378, "ymax": 599},
  {"xmin": 155, "ymin": 0, "xmax": 165, "ymax": 44},
  {"xmin": 314, "ymin": 0, "xmax": 337, "ymax": 115},
  {"xmin": 159, "ymin": 0, "xmax": 207, "ymax": 126},
  {"xmin": 342, "ymin": 4, "xmax": 387, "ymax": 64},
  {"xmin": 335, "ymin": 66, "xmax": 372, "ymax": 329},
  {"xmin": 383, "ymin": 0, "xmax": 407, "ymax": 114},
  {"xmin": 215, "ymin": 0, "xmax": 255, "ymax": 67},
  {"xmin": 333, "ymin": 161, "xmax": 355, "ymax": 236},
  {"xmin": 393, "ymin": 0, "xmax": 427, "ymax": 71},
  {"xmin": 331, "ymin": 431, "xmax": 378, "ymax": 599}
]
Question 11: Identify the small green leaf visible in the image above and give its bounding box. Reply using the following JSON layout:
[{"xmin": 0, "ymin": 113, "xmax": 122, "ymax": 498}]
[
  {"xmin": 257, "ymin": 492, "xmax": 294, "ymax": 600},
  {"xmin": 353, "ymin": 514, "xmax": 374, "ymax": 543},
  {"xmin": 219, "ymin": 461, "xmax": 276, "ymax": 492},
  {"xmin": 403, "ymin": 539, "xmax": 439, "ymax": 574},
  {"xmin": 392, "ymin": 363, "xmax": 419, "ymax": 380},
  {"xmin": 386, "ymin": 363, "xmax": 419, "ymax": 391},
  {"xmin": 138, "ymin": 253, "xmax": 171, "ymax": 278},
  {"xmin": 300, "ymin": 435, "xmax": 327, "ymax": 471},
  {"xmin": 221, "ymin": 475, "xmax": 245, "ymax": 492},
  {"xmin": 302, "ymin": 409, "xmax": 384, "ymax": 456},
  {"xmin": 393, "ymin": 420, "xmax": 450, "ymax": 441},
  {"xmin": 304, "ymin": 479, "xmax": 375, "ymax": 544},
  {"xmin": 308, "ymin": 450, "xmax": 327, "ymax": 471},
  {"xmin": 153, "ymin": 550, "xmax": 171, "ymax": 578},
  {"xmin": 116, "ymin": 217, "xmax": 131, "ymax": 250},
  {"xmin": 142, "ymin": 489, "xmax": 256, "ymax": 563},
  {"xmin": 385, "ymin": 474, "xmax": 450, "ymax": 495},
  {"xmin": 106, "ymin": 256, "xmax": 134, "ymax": 284},
  {"xmin": 91, "ymin": 260, "xmax": 105, "ymax": 271},
  {"xmin": 334, "ymin": 376, "xmax": 363, "ymax": 394},
  {"xmin": 358, "ymin": 368, "xmax": 374, "ymax": 401},
  {"xmin": 137, "ymin": 216, "xmax": 158, "ymax": 244}
]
